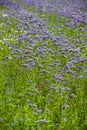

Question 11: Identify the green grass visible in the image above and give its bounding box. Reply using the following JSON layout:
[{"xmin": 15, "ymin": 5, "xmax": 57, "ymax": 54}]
[{"xmin": 0, "ymin": 4, "xmax": 87, "ymax": 130}]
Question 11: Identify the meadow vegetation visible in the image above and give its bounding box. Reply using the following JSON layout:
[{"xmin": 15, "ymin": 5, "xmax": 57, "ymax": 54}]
[{"xmin": 0, "ymin": 1, "xmax": 87, "ymax": 130}]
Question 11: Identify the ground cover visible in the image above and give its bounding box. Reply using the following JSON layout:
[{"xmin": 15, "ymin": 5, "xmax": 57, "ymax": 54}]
[{"xmin": 0, "ymin": 1, "xmax": 87, "ymax": 130}]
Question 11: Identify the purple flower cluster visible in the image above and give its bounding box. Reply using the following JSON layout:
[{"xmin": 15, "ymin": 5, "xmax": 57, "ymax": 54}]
[{"xmin": 2, "ymin": 0, "xmax": 87, "ymax": 83}]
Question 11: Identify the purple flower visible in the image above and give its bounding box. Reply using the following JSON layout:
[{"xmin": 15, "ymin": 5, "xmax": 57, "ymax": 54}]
[
  {"xmin": 0, "ymin": 117, "xmax": 3, "ymax": 122},
  {"xmin": 78, "ymin": 75, "xmax": 84, "ymax": 79}
]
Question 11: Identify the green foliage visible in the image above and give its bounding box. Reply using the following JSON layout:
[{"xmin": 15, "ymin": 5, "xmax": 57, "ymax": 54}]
[{"xmin": 0, "ymin": 4, "xmax": 87, "ymax": 130}]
